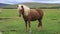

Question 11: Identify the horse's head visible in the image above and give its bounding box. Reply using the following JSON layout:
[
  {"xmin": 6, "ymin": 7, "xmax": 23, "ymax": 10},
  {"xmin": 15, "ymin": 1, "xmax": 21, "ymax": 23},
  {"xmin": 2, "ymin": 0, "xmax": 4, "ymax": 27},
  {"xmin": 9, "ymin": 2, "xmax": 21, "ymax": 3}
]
[
  {"xmin": 17, "ymin": 5, "xmax": 30, "ymax": 17},
  {"xmin": 17, "ymin": 5, "xmax": 24, "ymax": 17}
]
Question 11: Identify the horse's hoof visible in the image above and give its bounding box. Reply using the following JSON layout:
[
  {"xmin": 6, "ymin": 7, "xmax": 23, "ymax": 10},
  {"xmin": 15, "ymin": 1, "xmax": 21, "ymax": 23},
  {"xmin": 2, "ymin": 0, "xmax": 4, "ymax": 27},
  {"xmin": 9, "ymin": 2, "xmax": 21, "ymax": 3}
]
[
  {"xmin": 29, "ymin": 30, "xmax": 32, "ymax": 34},
  {"xmin": 25, "ymin": 30, "xmax": 28, "ymax": 32},
  {"xmin": 29, "ymin": 31, "xmax": 32, "ymax": 34}
]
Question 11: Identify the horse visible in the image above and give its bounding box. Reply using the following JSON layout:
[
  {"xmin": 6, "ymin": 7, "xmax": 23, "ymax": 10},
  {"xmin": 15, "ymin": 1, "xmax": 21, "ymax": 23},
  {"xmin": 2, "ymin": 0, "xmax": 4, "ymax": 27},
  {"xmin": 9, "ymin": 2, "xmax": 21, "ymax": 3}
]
[{"xmin": 17, "ymin": 5, "xmax": 44, "ymax": 33}]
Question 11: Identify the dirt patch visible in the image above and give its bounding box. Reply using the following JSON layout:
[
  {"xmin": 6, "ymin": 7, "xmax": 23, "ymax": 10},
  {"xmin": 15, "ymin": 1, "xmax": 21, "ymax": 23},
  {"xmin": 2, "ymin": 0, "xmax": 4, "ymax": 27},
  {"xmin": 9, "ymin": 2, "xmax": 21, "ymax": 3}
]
[
  {"xmin": 10, "ymin": 30, "xmax": 17, "ymax": 32},
  {"xmin": 57, "ymin": 21, "xmax": 60, "ymax": 23},
  {"xmin": 0, "ymin": 18, "xmax": 11, "ymax": 20},
  {"xmin": 0, "ymin": 17, "xmax": 19, "ymax": 20}
]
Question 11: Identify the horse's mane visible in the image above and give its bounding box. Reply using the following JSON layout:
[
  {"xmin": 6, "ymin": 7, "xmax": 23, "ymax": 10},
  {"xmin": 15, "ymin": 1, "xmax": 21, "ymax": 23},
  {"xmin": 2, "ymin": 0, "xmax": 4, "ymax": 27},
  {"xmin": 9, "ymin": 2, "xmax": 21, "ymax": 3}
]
[{"xmin": 23, "ymin": 5, "xmax": 30, "ymax": 16}]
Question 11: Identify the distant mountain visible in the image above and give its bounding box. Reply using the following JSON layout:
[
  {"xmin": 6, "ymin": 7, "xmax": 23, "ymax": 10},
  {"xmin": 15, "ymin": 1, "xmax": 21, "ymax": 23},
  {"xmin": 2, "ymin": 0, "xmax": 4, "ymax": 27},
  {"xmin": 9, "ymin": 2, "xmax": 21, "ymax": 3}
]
[
  {"xmin": 0, "ymin": 3, "xmax": 16, "ymax": 8},
  {"xmin": 0, "ymin": 3, "xmax": 9, "ymax": 7}
]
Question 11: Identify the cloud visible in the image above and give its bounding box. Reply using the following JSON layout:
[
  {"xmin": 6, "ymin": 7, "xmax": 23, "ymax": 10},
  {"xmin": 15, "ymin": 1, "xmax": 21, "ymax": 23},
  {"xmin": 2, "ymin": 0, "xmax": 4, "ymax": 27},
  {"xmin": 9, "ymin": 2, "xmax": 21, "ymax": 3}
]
[
  {"xmin": 0, "ymin": 0, "xmax": 34, "ymax": 4},
  {"xmin": 34, "ymin": 0, "xmax": 60, "ymax": 1},
  {"xmin": 19, "ymin": 0, "xmax": 34, "ymax": 2},
  {"xmin": 34, "ymin": 0, "xmax": 60, "ymax": 3},
  {"xmin": 0, "ymin": 0, "xmax": 60, "ymax": 4},
  {"xmin": 33, "ymin": 0, "xmax": 60, "ymax": 3},
  {"xmin": 0, "ymin": 0, "xmax": 20, "ymax": 4}
]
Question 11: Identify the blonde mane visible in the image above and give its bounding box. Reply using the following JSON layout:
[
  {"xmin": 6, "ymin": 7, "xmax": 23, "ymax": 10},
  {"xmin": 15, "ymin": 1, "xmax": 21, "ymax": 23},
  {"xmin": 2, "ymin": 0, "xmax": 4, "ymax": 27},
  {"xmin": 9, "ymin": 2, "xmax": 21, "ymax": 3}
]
[{"xmin": 18, "ymin": 5, "xmax": 30, "ymax": 16}]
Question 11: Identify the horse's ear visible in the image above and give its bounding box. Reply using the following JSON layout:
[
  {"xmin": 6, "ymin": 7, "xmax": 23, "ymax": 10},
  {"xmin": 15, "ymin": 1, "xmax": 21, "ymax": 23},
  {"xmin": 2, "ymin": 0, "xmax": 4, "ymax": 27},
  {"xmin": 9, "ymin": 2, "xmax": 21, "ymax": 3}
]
[
  {"xmin": 17, "ymin": 5, "xmax": 19, "ymax": 7},
  {"xmin": 21, "ymin": 5, "xmax": 23, "ymax": 8}
]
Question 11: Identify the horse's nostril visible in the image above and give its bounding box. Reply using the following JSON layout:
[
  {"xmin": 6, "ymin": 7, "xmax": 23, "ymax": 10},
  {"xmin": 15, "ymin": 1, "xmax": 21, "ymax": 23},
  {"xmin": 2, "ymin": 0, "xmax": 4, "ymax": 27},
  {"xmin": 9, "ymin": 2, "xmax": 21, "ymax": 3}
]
[{"xmin": 20, "ymin": 10, "xmax": 22, "ymax": 11}]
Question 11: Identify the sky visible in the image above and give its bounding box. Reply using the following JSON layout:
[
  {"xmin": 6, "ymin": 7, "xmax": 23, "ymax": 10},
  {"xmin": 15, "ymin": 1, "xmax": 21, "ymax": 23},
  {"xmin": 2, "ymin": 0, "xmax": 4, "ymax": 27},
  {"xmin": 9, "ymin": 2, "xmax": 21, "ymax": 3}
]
[{"xmin": 0, "ymin": 0, "xmax": 60, "ymax": 4}]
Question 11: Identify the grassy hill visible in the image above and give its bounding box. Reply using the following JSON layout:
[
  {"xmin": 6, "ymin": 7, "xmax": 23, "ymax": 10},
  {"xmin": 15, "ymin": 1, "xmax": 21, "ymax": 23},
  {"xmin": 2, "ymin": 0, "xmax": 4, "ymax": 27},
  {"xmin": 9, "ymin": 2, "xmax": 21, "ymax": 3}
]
[
  {"xmin": 0, "ymin": 3, "xmax": 9, "ymax": 7},
  {"xmin": 20, "ymin": 2, "xmax": 60, "ymax": 7},
  {"xmin": 0, "ymin": 2, "xmax": 60, "ymax": 9},
  {"xmin": 0, "ymin": 3, "xmax": 17, "ymax": 9}
]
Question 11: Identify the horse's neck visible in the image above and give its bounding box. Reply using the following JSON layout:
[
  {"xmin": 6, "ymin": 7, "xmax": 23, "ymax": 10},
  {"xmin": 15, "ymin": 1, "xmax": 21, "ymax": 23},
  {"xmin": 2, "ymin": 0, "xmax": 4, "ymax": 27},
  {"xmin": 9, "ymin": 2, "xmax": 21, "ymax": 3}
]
[
  {"xmin": 22, "ymin": 5, "xmax": 30, "ymax": 16},
  {"xmin": 21, "ymin": 8, "xmax": 28, "ymax": 17}
]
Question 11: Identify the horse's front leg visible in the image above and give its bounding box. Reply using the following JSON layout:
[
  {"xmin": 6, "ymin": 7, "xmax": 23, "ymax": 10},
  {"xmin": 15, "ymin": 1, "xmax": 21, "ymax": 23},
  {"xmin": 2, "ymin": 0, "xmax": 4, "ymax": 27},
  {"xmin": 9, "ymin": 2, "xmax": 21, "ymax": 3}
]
[
  {"xmin": 25, "ymin": 20, "xmax": 28, "ymax": 32},
  {"xmin": 28, "ymin": 20, "xmax": 31, "ymax": 33}
]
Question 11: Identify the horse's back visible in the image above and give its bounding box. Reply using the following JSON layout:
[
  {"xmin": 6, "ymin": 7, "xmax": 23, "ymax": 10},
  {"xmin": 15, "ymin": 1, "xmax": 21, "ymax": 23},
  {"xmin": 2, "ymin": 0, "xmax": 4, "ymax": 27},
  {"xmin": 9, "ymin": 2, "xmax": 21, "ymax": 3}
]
[
  {"xmin": 28, "ymin": 9, "xmax": 43, "ymax": 21},
  {"xmin": 30, "ymin": 9, "xmax": 40, "ymax": 17},
  {"xmin": 30, "ymin": 9, "xmax": 43, "ymax": 17},
  {"xmin": 36, "ymin": 9, "xmax": 43, "ymax": 17}
]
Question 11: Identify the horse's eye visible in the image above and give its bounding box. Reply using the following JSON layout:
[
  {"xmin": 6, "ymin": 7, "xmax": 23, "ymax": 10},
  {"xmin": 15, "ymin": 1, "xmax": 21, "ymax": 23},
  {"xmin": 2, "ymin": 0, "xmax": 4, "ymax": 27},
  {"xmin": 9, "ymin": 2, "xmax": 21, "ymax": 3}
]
[{"xmin": 21, "ymin": 5, "xmax": 23, "ymax": 8}]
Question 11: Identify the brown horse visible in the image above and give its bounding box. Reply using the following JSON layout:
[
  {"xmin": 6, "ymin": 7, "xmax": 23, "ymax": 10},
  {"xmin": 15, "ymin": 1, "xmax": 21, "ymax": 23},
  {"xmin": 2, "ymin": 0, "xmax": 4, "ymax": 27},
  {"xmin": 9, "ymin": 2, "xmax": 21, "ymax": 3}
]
[{"xmin": 17, "ymin": 5, "xmax": 44, "ymax": 32}]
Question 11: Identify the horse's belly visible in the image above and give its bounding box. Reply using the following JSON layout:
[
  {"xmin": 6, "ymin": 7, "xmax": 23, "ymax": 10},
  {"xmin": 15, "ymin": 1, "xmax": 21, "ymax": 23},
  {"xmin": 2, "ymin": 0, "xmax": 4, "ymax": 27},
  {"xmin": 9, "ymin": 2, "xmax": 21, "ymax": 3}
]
[
  {"xmin": 30, "ymin": 16, "xmax": 39, "ymax": 21},
  {"xmin": 30, "ymin": 14, "xmax": 40, "ymax": 21},
  {"xmin": 31, "ymin": 19, "xmax": 37, "ymax": 21}
]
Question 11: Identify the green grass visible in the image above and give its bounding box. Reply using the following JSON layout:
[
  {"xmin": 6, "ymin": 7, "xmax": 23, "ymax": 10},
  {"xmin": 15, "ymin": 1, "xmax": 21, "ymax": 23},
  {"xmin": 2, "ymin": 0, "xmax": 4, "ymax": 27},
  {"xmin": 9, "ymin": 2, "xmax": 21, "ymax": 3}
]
[
  {"xmin": 0, "ymin": 9, "xmax": 60, "ymax": 34},
  {"xmin": 0, "ymin": 9, "xmax": 18, "ymax": 17}
]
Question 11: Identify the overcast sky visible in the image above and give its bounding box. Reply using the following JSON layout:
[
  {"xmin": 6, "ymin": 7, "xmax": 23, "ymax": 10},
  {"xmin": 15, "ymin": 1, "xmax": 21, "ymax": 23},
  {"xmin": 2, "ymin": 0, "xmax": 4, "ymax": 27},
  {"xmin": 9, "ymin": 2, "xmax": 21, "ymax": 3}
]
[{"xmin": 0, "ymin": 0, "xmax": 60, "ymax": 4}]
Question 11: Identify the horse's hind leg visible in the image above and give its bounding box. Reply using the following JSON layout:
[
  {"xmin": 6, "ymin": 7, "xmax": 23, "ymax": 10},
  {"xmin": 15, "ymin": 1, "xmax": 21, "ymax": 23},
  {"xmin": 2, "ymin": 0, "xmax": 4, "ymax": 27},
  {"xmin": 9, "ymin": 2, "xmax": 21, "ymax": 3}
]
[{"xmin": 38, "ymin": 19, "xmax": 42, "ymax": 31}]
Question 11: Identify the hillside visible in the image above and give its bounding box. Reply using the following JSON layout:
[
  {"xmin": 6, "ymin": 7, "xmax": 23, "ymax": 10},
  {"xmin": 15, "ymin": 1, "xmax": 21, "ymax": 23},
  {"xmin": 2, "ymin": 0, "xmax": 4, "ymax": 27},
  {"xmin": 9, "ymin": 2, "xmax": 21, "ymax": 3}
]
[
  {"xmin": 20, "ymin": 2, "xmax": 60, "ymax": 8},
  {"xmin": 0, "ymin": 3, "xmax": 9, "ymax": 6},
  {"xmin": 0, "ymin": 3, "xmax": 9, "ymax": 8},
  {"xmin": 0, "ymin": 2, "xmax": 60, "ymax": 9}
]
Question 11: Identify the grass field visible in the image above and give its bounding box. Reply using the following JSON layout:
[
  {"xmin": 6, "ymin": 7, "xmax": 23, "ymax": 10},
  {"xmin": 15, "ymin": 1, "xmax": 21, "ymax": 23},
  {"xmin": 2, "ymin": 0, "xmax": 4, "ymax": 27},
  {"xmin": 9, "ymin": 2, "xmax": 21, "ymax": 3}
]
[{"xmin": 0, "ymin": 9, "xmax": 60, "ymax": 34}]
